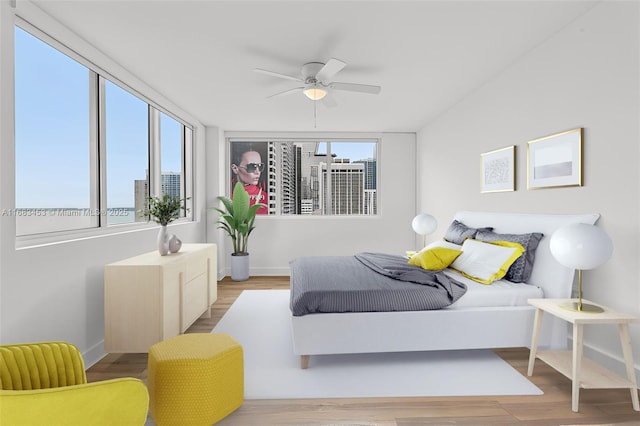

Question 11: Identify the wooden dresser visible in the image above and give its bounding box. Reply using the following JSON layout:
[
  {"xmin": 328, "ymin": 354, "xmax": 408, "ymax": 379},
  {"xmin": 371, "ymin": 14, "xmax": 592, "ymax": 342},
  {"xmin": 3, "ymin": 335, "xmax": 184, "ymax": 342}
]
[{"xmin": 104, "ymin": 243, "xmax": 217, "ymax": 353}]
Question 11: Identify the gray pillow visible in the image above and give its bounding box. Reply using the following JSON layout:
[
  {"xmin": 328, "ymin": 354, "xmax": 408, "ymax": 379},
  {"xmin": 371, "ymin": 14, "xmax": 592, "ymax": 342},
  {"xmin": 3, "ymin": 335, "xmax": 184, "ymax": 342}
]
[
  {"xmin": 475, "ymin": 230, "xmax": 544, "ymax": 283},
  {"xmin": 443, "ymin": 220, "xmax": 493, "ymax": 245}
]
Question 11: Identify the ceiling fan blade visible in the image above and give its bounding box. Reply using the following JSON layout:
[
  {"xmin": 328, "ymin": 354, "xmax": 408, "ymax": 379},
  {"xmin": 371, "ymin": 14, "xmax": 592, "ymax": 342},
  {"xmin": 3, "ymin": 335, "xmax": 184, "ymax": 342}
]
[
  {"xmin": 329, "ymin": 82, "xmax": 381, "ymax": 95},
  {"xmin": 321, "ymin": 93, "xmax": 338, "ymax": 108},
  {"xmin": 316, "ymin": 58, "xmax": 346, "ymax": 82},
  {"xmin": 254, "ymin": 68, "xmax": 303, "ymax": 82},
  {"xmin": 267, "ymin": 87, "xmax": 304, "ymax": 98}
]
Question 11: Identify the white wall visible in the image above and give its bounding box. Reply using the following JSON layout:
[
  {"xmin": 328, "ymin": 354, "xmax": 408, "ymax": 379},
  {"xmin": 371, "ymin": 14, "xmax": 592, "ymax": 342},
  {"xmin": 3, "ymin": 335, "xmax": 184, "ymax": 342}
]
[
  {"xmin": 212, "ymin": 132, "xmax": 417, "ymax": 276},
  {"xmin": 0, "ymin": 0, "xmax": 209, "ymax": 366},
  {"xmin": 205, "ymin": 125, "xmax": 227, "ymax": 279},
  {"xmin": 0, "ymin": 1, "xmax": 418, "ymax": 366},
  {"xmin": 416, "ymin": 1, "xmax": 640, "ymax": 379}
]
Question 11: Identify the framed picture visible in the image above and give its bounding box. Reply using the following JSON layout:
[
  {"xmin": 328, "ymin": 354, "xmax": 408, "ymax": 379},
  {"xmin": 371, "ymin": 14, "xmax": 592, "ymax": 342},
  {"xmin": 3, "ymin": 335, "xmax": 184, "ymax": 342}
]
[
  {"xmin": 527, "ymin": 128, "xmax": 583, "ymax": 190},
  {"xmin": 480, "ymin": 145, "xmax": 515, "ymax": 193}
]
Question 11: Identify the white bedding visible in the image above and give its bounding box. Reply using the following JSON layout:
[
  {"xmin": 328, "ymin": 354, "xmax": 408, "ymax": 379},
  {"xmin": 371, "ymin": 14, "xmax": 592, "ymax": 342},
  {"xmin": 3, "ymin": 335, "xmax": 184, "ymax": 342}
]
[{"xmin": 444, "ymin": 269, "xmax": 544, "ymax": 309}]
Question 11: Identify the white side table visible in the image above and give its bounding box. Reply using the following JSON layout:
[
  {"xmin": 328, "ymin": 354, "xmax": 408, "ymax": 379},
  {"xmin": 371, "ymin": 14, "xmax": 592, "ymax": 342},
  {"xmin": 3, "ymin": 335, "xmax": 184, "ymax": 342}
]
[{"xmin": 527, "ymin": 298, "xmax": 639, "ymax": 412}]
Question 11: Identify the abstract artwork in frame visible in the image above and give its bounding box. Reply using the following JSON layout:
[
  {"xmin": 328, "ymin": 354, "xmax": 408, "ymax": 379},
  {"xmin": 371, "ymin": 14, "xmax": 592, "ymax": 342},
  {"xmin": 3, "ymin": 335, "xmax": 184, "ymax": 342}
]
[
  {"xmin": 527, "ymin": 128, "xmax": 583, "ymax": 190},
  {"xmin": 480, "ymin": 145, "xmax": 515, "ymax": 193}
]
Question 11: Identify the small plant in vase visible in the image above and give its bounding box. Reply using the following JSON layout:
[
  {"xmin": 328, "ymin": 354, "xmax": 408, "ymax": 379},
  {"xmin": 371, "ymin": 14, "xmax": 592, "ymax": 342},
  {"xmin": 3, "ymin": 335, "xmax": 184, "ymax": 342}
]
[
  {"xmin": 212, "ymin": 182, "xmax": 264, "ymax": 281},
  {"xmin": 140, "ymin": 194, "xmax": 189, "ymax": 256}
]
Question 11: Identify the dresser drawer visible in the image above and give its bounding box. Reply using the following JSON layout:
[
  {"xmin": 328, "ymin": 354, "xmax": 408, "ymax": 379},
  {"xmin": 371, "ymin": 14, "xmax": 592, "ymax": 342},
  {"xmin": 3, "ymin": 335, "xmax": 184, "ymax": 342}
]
[
  {"xmin": 181, "ymin": 273, "xmax": 208, "ymax": 331},
  {"xmin": 185, "ymin": 250, "xmax": 208, "ymax": 282}
]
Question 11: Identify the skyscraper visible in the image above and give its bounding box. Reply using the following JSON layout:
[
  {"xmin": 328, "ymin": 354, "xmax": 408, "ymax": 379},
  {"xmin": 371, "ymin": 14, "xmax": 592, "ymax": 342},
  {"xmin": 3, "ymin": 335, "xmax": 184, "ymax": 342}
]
[
  {"xmin": 300, "ymin": 143, "xmax": 326, "ymax": 214},
  {"xmin": 134, "ymin": 171, "xmax": 182, "ymax": 221},
  {"xmin": 354, "ymin": 158, "xmax": 377, "ymax": 214},
  {"xmin": 161, "ymin": 172, "xmax": 181, "ymax": 198},
  {"xmin": 134, "ymin": 179, "xmax": 148, "ymax": 222},
  {"xmin": 318, "ymin": 161, "xmax": 365, "ymax": 215},
  {"xmin": 266, "ymin": 143, "xmax": 277, "ymax": 215},
  {"xmin": 277, "ymin": 142, "xmax": 298, "ymax": 214}
]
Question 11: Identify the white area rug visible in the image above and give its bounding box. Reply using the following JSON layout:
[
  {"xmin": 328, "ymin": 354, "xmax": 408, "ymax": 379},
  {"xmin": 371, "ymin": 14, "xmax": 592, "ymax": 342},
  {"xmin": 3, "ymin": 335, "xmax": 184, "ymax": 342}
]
[{"xmin": 212, "ymin": 290, "xmax": 542, "ymax": 399}]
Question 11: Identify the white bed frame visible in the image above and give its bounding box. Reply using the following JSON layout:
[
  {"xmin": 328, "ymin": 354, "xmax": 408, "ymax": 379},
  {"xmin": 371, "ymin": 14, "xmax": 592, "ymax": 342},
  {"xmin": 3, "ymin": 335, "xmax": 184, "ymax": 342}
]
[{"xmin": 291, "ymin": 211, "xmax": 600, "ymax": 368}]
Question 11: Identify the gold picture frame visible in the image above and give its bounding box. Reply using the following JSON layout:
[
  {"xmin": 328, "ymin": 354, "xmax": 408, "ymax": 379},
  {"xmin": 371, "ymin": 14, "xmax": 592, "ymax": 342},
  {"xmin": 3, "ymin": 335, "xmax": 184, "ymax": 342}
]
[
  {"xmin": 480, "ymin": 145, "xmax": 515, "ymax": 193},
  {"xmin": 527, "ymin": 128, "xmax": 583, "ymax": 190}
]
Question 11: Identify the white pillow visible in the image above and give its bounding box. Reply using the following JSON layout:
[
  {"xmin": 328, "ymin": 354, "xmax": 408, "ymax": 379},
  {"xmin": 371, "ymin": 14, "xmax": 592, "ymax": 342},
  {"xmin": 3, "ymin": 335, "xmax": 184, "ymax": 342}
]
[
  {"xmin": 419, "ymin": 239, "xmax": 463, "ymax": 253},
  {"xmin": 450, "ymin": 239, "xmax": 524, "ymax": 284}
]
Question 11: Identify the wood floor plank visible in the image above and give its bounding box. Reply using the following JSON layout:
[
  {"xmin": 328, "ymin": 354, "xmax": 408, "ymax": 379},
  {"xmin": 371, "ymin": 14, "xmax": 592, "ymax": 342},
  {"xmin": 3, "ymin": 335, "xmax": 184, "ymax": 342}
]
[{"xmin": 87, "ymin": 276, "xmax": 640, "ymax": 425}]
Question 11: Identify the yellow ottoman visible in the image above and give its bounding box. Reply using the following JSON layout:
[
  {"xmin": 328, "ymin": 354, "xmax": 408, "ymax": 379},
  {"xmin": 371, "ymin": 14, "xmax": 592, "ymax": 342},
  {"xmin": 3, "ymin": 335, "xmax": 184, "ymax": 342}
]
[{"xmin": 148, "ymin": 333, "xmax": 244, "ymax": 426}]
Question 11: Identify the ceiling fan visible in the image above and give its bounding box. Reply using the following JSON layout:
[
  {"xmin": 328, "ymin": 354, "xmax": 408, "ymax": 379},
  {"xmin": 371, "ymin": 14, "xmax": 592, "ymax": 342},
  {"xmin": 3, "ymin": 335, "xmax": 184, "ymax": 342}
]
[{"xmin": 254, "ymin": 58, "xmax": 381, "ymax": 105}]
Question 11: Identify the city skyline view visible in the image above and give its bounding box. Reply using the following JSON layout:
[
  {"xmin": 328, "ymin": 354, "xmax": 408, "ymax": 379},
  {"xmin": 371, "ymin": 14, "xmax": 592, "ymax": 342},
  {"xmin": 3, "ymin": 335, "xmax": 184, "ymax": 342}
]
[{"xmin": 263, "ymin": 140, "xmax": 377, "ymax": 216}]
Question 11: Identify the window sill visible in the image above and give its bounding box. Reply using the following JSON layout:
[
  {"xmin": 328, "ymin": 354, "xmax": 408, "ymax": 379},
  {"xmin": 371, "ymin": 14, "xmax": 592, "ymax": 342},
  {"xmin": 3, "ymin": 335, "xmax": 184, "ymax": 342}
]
[{"xmin": 15, "ymin": 220, "xmax": 193, "ymax": 250}]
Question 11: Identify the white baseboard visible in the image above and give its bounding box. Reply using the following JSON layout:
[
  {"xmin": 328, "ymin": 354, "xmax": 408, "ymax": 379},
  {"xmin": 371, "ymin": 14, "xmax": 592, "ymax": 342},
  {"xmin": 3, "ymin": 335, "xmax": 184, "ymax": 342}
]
[
  {"xmin": 83, "ymin": 339, "xmax": 107, "ymax": 369},
  {"xmin": 218, "ymin": 266, "xmax": 290, "ymax": 279},
  {"xmin": 572, "ymin": 338, "xmax": 640, "ymax": 386},
  {"xmin": 250, "ymin": 266, "xmax": 290, "ymax": 276}
]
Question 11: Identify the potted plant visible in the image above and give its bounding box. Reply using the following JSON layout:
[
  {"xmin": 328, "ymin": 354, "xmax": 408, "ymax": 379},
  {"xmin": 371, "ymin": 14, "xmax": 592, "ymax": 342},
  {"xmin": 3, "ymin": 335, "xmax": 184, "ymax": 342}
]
[
  {"xmin": 140, "ymin": 194, "xmax": 189, "ymax": 256},
  {"xmin": 212, "ymin": 182, "xmax": 263, "ymax": 281}
]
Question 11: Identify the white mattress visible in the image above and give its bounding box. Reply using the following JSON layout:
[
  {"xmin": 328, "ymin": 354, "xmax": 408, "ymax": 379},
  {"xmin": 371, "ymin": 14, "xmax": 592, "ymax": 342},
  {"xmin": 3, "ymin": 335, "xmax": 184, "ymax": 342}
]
[{"xmin": 443, "ymin": 269, "xmax": 544, "ymax": 309}]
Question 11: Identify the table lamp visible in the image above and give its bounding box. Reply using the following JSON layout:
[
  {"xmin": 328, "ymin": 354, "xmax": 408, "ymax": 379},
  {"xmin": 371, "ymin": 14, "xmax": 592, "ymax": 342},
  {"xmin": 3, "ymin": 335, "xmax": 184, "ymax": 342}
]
[
  {"xmin": 412, "ymin": 213, "xmax": 437, "ymax": 248},
  {"xmin": 549, "ymin": 223, "xmax": 613, "ymax": 313}
]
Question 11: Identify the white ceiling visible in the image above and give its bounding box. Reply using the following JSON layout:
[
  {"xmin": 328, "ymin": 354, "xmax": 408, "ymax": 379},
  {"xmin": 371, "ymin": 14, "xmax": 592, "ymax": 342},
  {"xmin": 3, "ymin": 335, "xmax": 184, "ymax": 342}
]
[{"xmin": 31, "ymin": 0, "xmax": 598, "ymax": 132}]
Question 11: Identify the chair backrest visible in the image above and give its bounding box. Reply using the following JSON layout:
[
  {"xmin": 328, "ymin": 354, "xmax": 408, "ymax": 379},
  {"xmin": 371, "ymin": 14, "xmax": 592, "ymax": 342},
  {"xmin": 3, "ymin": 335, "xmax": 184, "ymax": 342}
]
[{"xmin": 0, "ymin": 342, "xmax": 87, "ymax": 390}]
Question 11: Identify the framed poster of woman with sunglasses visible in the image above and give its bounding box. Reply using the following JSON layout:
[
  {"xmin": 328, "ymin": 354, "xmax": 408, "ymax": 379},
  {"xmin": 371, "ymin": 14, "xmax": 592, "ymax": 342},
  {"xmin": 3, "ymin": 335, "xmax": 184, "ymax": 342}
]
[{"xmin": 230, "ymin": 142, "xmax": 269, "ymax": 214}]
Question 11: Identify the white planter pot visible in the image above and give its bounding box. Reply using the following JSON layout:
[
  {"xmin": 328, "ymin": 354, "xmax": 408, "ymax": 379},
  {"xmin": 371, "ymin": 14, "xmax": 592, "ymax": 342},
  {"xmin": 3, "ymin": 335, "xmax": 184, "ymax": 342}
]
[{"xmin": 231, "ymin": 253, "xmax": 250, "ymax": 281}]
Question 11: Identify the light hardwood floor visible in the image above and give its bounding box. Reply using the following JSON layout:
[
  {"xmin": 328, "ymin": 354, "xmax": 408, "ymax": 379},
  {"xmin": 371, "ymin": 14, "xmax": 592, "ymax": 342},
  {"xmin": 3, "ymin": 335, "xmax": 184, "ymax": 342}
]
[{"xmin": 87, "ymin": 277, "xmax": 640, "ymax": 425}]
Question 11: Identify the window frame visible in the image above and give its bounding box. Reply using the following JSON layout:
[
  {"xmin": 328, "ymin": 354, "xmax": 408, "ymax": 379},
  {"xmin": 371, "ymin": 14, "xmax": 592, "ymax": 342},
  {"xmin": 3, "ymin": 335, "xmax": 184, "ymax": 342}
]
[
  {"xmin": 13, "ymin": 18, "xmax": 195, "ymax": 247},
  {"xmin": 226, "ymin": 136, "xmax": 380, "ymax": 218}
]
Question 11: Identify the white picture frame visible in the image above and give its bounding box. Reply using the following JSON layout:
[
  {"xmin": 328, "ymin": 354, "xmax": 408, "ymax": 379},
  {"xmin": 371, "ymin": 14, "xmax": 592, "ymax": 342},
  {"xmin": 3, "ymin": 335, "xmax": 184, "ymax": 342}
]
[
  {"xmin": 480, "ymin": 145, "xmax": 515, "ymax": 193},
  {"xmin": 527, "ymin": 128, "xmax": 583, "ymax": 190}
]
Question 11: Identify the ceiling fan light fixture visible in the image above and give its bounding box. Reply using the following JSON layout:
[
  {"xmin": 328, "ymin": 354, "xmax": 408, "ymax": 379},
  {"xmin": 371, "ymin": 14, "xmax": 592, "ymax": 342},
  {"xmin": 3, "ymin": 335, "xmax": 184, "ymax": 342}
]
[{"xmin": 303, "ymin": 84, "xmax": 327, "ymax": 101}]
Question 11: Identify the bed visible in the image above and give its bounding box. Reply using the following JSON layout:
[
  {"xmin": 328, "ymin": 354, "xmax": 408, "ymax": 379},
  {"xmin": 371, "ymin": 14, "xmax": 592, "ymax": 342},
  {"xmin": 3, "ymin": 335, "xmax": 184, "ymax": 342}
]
[{"xmin": 290, "ymin": 211, "xmax": 600, "ymax": 368}]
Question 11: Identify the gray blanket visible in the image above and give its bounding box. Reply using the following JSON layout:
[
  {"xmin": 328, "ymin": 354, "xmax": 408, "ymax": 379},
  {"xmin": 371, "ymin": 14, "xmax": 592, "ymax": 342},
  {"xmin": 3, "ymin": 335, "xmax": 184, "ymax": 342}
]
[
  {"xmin": 289, "ymin": 253, "xmax": 467, "ymax": 316},
  {"xmin": 354, "ymin": 252, "xmax": 465, "ymax": 300}
]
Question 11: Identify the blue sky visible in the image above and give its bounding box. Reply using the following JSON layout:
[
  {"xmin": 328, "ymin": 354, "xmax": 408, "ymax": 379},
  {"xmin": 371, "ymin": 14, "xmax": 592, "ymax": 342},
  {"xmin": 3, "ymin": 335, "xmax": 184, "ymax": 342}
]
[
  {"xmin": 15, "ymin": 26, "xmax": 181, "ymax": 208},
  {"xmin": 15, "ymin": 26, "xmax": 90, "ymax": 208},
  {"xmin": 317, "ymin": 141, "xmax": 377, "ymax": 162}
]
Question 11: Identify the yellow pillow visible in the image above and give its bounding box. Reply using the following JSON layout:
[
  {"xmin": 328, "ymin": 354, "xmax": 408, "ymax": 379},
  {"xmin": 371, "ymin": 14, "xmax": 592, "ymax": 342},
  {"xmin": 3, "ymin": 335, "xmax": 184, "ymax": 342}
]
[{"xmin": 408, "ymin": 247, "xmax": 463, "ymax": 270}]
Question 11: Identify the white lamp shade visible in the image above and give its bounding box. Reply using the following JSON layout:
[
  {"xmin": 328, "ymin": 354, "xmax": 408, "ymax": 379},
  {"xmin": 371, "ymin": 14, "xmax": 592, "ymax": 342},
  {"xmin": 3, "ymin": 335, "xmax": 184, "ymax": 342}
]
[
  {"xmin": 549, "ymin": 223, "xmax": 613, "ymax": 270},
  {"xmin": 412, "ymin": 214, "xmax": 437, "ymax": 236}
]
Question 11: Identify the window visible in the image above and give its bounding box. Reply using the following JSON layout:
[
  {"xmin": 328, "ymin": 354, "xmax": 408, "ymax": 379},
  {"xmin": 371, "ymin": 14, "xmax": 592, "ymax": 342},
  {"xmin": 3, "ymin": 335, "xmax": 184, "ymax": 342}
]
[
  {"xmin": 160, "ymin": 113, "xmax": 185, "ymax": 220},
  {"xmin": 103, "ymin": 79, "xmax": 149, "ymax": 225},
  {"xmin": 228, "ymin": 139, "xmax": 378, "ymax": 216},
  {"xmin": 14, "ymin": 26, "xmax": 94, "ymax": 235},
  {"xmin": 14, "ymin": 23, "xmax": 193, "ymax": 237},
  {"xmin": 160, "ymin": 112, "xmax": 185, "ymax": 209}
]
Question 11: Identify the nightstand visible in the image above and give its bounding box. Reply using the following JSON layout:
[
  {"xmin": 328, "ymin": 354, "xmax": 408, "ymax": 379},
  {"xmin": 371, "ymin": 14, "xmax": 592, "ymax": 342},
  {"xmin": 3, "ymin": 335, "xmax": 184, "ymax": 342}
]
[{"xmin": 527, "ymin": 298, "xmax": 639, "ymax": 412}]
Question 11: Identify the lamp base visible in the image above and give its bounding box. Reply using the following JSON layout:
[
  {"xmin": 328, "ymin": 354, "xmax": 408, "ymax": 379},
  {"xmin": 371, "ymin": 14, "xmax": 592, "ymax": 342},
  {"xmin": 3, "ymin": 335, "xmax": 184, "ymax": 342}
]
[{"xmin": 559, "ymin": 301, "xmax": 604, "ymax": 313}]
